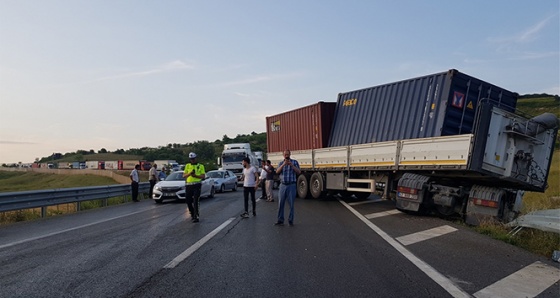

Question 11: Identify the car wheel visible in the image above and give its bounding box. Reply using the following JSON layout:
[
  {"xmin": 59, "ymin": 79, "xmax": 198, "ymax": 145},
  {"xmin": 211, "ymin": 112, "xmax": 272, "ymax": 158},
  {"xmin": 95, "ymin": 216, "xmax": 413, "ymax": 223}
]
[
  {"xmin": 220, "ymin": 184, "xmax": 225, "ymax": 193},
  {"xmin": 232, "ymin": 183, "xmax": 237, "ymax": 191},
  {"xmin": 209, "ymin": 186, "xmax": 215, "ymax": 198}
]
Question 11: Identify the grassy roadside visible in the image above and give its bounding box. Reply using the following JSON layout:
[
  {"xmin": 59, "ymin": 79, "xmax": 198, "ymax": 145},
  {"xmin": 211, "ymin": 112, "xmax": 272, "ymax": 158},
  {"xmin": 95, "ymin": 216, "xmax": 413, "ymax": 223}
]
[
  {"xmin": 474, "ymin": 149, "xmax": 559, "ymax": 258},
  {"xmin": 0, "ymin": 171, "xmax": 149, "ymax": 224}
]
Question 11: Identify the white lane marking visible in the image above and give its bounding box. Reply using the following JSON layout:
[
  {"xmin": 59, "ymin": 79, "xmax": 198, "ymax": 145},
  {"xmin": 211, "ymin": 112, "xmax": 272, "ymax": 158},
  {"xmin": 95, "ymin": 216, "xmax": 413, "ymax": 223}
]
[
  {"xmin": 348, "ymin": 198, "xmax": 382, "ymax": 206},
  {"xmin": 473, "ymin": 261, "xmax": 560, "ymax": 298},
  {"xmin": 339, "ymin": 199, "xmax": 471, "ymax": 298},
  {"xmin": 365, "ymin": 209, "xmax": 402, "ymax": 219},
  {"xmin": 396, "ymin": 225, "xmax": 458, "ymax": 246},
  {"xmin": 0, "ymin": 209, "xmax": 151, "ymax": 250},
  {"xmin": 164, "ymin": 217, "xmax": 235, "ymax": 269}
]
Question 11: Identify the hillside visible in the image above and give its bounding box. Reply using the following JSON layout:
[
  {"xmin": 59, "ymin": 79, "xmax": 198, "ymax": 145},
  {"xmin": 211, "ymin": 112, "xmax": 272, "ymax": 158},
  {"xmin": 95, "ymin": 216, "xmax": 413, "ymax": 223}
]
[{"xmin": 516, "ymin": 96, "xmax": 559, "ymax": 118}]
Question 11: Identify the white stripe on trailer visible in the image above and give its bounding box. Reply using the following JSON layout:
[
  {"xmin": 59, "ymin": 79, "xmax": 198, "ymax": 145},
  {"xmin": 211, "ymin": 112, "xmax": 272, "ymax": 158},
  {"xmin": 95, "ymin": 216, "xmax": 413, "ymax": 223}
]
[
  {"xmin": 473, "ymin": 261, "xmax": 560, "ymax": 298},
  {"xmin": 396, "ymin": 225, "xmax": 458, "ymax": 246},
  {"xmin": 365, "ymin": 209, "xmax": 402, "ymax": 219}
]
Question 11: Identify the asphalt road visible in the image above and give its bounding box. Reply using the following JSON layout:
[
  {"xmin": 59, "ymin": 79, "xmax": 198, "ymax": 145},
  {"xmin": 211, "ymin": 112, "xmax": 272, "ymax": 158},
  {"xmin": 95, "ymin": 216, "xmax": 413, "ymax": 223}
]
[{"xmin": 0, "ymin": 189, "xmax": 558, "ymax": 297}]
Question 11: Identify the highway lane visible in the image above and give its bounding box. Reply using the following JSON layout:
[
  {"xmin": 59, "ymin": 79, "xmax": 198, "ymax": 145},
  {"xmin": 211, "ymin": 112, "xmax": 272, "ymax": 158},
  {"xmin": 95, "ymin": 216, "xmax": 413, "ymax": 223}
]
[{"xmin": 0, "ymin": 190, "xmax": 558, "ymax": 297}]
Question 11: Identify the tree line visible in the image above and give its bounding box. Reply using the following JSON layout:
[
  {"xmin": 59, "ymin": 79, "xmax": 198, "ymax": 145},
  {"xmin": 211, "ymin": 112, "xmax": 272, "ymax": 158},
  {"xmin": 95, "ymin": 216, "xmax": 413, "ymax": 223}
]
[{"xmin": 36, "ymin": 132, "xmax": 267, "ymax": 171}]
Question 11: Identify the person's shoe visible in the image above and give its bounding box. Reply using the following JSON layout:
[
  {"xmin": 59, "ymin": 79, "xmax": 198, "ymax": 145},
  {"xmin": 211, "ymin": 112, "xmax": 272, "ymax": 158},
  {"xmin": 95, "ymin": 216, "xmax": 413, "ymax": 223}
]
[
  {"xmin": 193, "ymin": 217, "xmax": 199, "ymax": 223},
  {"xmin": 252, "ymin": 211, "xmax": 256, "ymax": 216},
  {"xmin": 270, "ymin": 199, "xmax": 275, "ymax": 202},
  {"xmin": 241, "ymin": 212, "xmax": 249, "ymax": 218},
  {"xmin": 274, "ymin": 221, "xmax": 284, "ymax": 226},
  {"xmin": 289, "ymin": 221, "xmax": 294, "ymax": 226}
]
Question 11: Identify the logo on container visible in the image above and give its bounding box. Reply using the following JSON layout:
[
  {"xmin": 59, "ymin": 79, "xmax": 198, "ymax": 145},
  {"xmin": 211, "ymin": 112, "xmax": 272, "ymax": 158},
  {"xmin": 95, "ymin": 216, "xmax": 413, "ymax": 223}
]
[
  {"xmin": 270, "ymin": 120, "xmax": 281, "ymax": 132},
  {"xmin": 343, "ymin": 98, "xmax": 357, "ymax": 106}
]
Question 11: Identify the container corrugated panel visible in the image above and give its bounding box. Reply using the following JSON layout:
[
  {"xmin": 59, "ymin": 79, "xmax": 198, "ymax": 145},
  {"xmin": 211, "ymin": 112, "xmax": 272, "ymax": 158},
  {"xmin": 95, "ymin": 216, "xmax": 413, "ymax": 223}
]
[
  {"xmin": 266, "ymin": 102, "xmax": 337, "ymax": 153},
  {"xmin": 328, "ymin": 69, "xmax": 518, "ymax": 147}
]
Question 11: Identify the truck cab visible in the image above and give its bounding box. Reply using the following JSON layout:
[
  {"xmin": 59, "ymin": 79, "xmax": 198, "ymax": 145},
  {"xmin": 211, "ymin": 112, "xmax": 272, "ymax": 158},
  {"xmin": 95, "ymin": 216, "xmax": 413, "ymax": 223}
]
[{"xmin": 220, "ymin": 143, "xmax": 260, "ymax": 185}]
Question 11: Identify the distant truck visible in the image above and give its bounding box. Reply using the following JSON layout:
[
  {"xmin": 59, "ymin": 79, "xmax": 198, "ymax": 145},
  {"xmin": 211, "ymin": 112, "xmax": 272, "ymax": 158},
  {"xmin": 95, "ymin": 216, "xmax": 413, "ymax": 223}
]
[
  {"xmin": 266, "ymin": 69, "xmax": 558, "ymax": 225},
  {"xmin": 219, "ymin": 143, "xmax": 260, "ymax": 185},
  {"xmin": 153, "ymin": 160, "xmax": 179, "ymax": 171},
  {"xmin": 85, "ymin": 161, "xmax": 105, "ymax": 169}
]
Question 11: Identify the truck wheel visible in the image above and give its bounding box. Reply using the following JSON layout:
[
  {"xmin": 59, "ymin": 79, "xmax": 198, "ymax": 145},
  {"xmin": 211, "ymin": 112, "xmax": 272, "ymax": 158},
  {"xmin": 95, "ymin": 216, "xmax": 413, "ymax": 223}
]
[
  {"xmin": 297, "ymin": 175, "xmax": 311, "ymax": 199},
  {"xmin": 309, "ymin": 172, "xmax": 325, "ymax": 199}
]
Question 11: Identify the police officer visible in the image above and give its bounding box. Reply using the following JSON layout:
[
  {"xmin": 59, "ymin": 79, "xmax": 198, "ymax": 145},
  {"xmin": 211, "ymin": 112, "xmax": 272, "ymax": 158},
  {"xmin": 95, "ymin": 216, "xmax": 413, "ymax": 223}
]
[{"xmin": 183, "ymin": 152, "xmax": 206, "ymax": 222}]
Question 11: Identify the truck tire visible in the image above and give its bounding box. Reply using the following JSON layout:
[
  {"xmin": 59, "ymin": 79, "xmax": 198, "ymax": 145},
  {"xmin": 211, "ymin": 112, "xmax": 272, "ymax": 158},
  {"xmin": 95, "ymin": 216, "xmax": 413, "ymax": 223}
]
[
  {"xmin": 297, "ymin": 174, "xmax": 311, "ymax": 199},
  {"xmin": 309, "ymin": 172, "xmax": 325, "ymax": 199}
]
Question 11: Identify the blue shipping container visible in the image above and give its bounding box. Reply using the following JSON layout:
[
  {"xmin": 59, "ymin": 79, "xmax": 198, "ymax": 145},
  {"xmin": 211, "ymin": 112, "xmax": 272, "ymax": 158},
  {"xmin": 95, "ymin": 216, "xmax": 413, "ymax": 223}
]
[{"xmin": 328, "ymin": 69, "xmax": 518, "ymax": 147}]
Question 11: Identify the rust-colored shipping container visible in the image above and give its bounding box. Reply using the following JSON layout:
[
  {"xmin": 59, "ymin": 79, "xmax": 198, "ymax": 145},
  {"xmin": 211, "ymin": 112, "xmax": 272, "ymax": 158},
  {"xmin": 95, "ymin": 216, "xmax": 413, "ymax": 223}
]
[{"xmin": 266, "ymin": 102, "xmax": 336, "ymax": 153}]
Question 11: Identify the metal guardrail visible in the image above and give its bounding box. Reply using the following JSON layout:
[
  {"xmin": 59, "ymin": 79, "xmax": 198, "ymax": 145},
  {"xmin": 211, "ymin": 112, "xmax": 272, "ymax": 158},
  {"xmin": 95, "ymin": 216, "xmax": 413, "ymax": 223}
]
[
  {"xmin": 0, "ymin": 183, "xmax": 150, "ymax": 217},
  {"xmin": 507, "ymin": 209, "xmax": 560, "ymax": 235}
]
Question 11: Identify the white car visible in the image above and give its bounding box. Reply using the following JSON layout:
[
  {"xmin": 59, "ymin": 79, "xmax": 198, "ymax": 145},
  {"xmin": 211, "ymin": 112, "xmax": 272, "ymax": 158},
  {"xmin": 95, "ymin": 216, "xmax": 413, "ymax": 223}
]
[{"xmin": 152, "ymin": 171, "xmax": 215, "ymax": 204}]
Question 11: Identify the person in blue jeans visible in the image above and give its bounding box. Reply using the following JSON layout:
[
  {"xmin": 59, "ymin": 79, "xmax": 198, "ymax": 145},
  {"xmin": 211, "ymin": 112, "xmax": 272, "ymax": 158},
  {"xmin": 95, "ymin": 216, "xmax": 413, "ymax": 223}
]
[{"xmin": 275, "ymin": 150, "xmax": 301, "ymax": 226}]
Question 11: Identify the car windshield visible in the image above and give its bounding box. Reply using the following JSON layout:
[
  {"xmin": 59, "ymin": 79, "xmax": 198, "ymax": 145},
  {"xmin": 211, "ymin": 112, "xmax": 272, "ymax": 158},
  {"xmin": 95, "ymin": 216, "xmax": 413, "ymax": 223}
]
[
  {"xmin": 165, "ymin": 172, "xmax": 184, "ymax": 181},
  {"xmin": 223, "ymin": 153, "xmax": 245, "ymax": 163},
  {"xmin": 206, "ymin": 171, "xmax": 224, "ymax": 179}
]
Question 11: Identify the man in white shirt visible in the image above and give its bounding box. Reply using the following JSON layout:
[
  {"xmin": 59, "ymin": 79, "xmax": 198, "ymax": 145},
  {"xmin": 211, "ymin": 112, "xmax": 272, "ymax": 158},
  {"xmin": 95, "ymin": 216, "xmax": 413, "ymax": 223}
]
[
  {"xmin": 148, "ymin": 164, "xmax": 158, "ymax": 199},
  {"xmin": 130, "ymin": 164, "xmax": 140, "ymax": 202},
  {"xmin": 258, "ymin": 161, "xmax": 267, "ymax": 200},
  {"xmin": 241, "ymin": 157, "xmax": 259, "ymax": 218}
]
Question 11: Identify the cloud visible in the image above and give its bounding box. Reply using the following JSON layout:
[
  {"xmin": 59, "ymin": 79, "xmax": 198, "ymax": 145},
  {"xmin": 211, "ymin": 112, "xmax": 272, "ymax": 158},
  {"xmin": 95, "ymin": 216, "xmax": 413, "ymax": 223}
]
[
  {"xmin": 221, "ymin": 72, "xmax": 304, "ymax": 87},
  {"xmin": 488, "ymin": 14, "xmax": 557, "ymax": 44},
  {"xmin": 0, "ymin": 140, "xmax": 37, "ymax": 145},
  {"xmin": 88, "ymin": 60, "xmax": 194, "ymax": 82}
]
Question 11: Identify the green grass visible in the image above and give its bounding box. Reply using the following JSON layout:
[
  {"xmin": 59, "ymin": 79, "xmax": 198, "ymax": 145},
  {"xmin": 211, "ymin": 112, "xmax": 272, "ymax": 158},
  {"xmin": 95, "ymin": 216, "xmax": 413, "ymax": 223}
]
[
  {"xmin": 475, "ymin": 149, "xmax": 560, "ymax": 258},
  {"xmin": 51, "ymin": 153, "xmax": 143, "ymax": 163},
  {"xmin": 516, "ymin": 97, "xmax": 560, "ymax": 118},
  {"xmin": 0, "ymin": 172, "xmax": 119, "ymax": 192},
  {"xmin": 0, "ymin": 171, "xmax": 145, "ymax": 225}
]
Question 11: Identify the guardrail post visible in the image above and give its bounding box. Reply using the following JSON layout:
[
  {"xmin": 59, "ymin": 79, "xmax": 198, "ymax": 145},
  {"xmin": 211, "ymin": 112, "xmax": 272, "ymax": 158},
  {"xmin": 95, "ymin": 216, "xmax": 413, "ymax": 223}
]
[
  {"xmin": 103, "ymin": 199, "xmax": 108, "ymax": 207},
  {"xmin": 77, "ymin": 202, "xmax": 81, "ymax": 211},
  {"xmin": 41, "ymin": 206, "xmax": 46, "ymax": 218}
]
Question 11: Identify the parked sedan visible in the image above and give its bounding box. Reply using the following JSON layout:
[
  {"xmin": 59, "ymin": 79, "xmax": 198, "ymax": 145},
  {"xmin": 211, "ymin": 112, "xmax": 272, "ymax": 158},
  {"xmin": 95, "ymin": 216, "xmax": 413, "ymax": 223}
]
[
  {"xmin": 206, "ymin": 170, "xmax": 238, "ymax": 193},
  {"xmin": 152, "ymin": 171, "xmax": 215, "ymax": 204}
]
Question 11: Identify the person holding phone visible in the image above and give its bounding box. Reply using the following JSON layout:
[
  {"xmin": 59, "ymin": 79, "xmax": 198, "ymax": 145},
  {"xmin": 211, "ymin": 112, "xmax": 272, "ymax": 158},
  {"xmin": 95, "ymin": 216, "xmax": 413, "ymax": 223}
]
[{"xmin": 275, "ymin": 149, "xmax": 300, "ymax": 226}]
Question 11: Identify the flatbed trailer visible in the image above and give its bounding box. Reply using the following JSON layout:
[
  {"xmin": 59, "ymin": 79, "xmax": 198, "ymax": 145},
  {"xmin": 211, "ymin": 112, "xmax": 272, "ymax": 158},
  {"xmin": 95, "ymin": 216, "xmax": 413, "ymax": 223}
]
[{"xmin": 268, "ymin": 103, "xmax": 558, "ymax": 224}]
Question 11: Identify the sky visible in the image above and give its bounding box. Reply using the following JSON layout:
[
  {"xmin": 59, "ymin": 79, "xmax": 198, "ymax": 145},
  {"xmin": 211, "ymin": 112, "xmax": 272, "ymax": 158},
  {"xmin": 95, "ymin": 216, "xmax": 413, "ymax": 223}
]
[{"xmin": 0, "ymin": 1, "xmax": 558, "ymax": 164}]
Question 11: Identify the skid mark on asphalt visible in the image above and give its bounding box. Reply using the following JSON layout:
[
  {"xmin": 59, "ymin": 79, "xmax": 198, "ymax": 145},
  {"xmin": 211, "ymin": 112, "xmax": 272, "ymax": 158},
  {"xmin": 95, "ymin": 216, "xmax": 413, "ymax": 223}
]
[
  {"xmin": 396, "ymin": 225, "xmax": 457, "ymax": 246},
  {"xmin": 473, "ymin": 261, "xmax": 560, "ymax": 298}
]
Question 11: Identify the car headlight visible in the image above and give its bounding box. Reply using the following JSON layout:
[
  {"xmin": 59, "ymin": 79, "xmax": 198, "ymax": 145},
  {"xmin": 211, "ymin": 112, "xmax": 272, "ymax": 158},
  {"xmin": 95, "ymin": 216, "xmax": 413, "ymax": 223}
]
[{"xmin": 155, "ymin": 185, "xmax": 162, "ymax": 191}]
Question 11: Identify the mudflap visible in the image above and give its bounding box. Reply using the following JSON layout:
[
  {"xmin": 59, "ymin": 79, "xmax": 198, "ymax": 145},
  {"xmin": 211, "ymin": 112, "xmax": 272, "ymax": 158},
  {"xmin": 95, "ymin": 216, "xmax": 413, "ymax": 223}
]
[
  {"xmin": 465, "ymin": 185, "xmax": 505, "ymax": 226},
  {"xmin": 395, "ymin": 173, "xmax": 430, "ymax": 213}
]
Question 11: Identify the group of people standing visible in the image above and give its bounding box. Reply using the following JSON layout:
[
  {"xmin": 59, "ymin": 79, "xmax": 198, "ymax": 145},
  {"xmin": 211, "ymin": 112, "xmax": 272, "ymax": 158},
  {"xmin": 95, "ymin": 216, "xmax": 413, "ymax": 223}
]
[
  {"xmin": 239, "ymin": 149, "xmax": 300, "ymax": 226},
  {"xmin": 129, "ymin": 149, "xmax": 301, "ymax": 227},
  {"xmin": 130, "ymin": 163, "xmax": 167, "ymax": 202}
]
